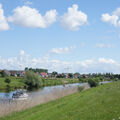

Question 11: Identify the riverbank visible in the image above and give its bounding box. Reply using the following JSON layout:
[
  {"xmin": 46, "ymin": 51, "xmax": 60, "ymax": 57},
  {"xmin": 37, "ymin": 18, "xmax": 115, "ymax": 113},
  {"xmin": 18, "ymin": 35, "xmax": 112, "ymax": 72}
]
[
  {"xmin": 0, "ymin": 81, "xmax": 120, "ymax": 120},
  {"xmin": 0, "ymin": 77, "xmax": 25, "ymax": 92},
  {"xmin": 0, "ymin": 77, "xmax": 80, "ymax": 92},
  {"xmin": 0, "ymin": 83, "xmax": 90, "ymax": 117}
]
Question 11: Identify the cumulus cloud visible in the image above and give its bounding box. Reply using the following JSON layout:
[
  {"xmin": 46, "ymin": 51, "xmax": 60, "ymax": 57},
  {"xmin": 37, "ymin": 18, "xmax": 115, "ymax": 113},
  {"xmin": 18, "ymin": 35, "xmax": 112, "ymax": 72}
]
[
  {"xmin": 0, "ymin": 51, "xmax": 120, "ymax": 73},
  {"xmin": 49, "ymin": 46, "xmax": 76, "ymax": 54},
  {"xmin": 60, "ymin": 4, "xmax": 88, "ymax": 31},
  {"xmin": 0, "ymin": 4, "xmax": 9, "ymax": 31},
  {"xmin": 8, "ymin": 6, "xmax": 57, "ymax": 28},
  {"xmin": 101, "ymin": 8, "xmax": 120, "ymax": 27}
]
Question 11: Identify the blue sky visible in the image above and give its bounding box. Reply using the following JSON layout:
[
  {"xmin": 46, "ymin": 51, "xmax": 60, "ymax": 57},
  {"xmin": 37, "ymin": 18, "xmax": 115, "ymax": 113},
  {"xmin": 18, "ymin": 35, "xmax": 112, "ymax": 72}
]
[{"xmin": 0, "ymin": 0, "xmax": 120, "ymax": 73}]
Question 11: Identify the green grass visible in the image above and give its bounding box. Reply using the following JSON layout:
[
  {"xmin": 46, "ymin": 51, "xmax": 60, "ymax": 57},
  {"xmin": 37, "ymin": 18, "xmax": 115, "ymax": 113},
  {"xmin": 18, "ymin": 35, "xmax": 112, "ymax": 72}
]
[
  {"xmin": 0, "ymin": 77, "xmax": 25, "ymax": 92},
  {"xmin": 41, "ymin": 78, "xmax": 79, "ymax": 86},
  {"xmin": 1, "ymin": 81, "xmax": 120, "ymax": 120}
]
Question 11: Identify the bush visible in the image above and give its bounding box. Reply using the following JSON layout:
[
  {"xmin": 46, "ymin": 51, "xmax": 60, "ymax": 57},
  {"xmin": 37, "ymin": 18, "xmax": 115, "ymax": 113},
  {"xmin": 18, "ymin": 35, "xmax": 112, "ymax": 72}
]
[
  {"xmin": 78, "ymin": 86, "xmax": 84, "ymax": 92},
  {"xmin": 78, "ymin": 78, "xmax": 84, "ymax": 83},
  {"xmin": 88, "ymin": 78, "xmax": 99, "ymax": 87},
  {"xmin": 24, "ymin": 71, "xmax": 42, "ymax": 90},
  {"xmin": 4, "ymin": 78, "xmax": 11, "ymax": 84}
]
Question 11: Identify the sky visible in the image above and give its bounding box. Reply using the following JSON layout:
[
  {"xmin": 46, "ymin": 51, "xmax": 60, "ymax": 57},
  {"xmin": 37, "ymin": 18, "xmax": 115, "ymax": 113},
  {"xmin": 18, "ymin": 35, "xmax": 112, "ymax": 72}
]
[{"xmin": 0, "ymin": 0, "xmax": 120, "ymax": 73}]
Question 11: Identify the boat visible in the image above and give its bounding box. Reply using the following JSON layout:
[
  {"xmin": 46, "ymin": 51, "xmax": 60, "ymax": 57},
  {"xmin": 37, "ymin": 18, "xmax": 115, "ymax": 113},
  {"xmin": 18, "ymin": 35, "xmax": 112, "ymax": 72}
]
[{"xmin": 12, "ymin": 89, "xmax": 28, "ymax": 100}]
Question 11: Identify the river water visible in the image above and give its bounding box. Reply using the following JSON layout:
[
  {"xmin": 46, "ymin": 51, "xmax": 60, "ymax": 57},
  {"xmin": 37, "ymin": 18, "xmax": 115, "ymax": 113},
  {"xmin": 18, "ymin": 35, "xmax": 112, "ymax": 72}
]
[
  {"xmin": 0, "ymin": 83, "xmax": 87, "ymax": 100},
  {"xmin": 0, "ymin": 81, "xmax": 112, "ymax": 100}
]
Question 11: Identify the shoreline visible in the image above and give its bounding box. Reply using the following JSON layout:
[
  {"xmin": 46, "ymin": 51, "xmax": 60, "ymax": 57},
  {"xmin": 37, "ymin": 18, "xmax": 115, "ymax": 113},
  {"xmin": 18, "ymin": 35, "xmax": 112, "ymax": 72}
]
[{"xmin": 0, "ymin": 84, "xmax": 90, "ymax": 117}]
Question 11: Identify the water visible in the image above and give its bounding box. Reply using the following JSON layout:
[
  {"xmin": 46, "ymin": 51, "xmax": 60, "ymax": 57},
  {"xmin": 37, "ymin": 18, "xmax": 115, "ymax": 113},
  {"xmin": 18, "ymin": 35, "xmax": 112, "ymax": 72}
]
[
  {"xmin": 99, "ymin": 81, "xmax": 112, "ymax": 84},
  {"xmin": 30, "ymin": 83, "xmax": 87, "ymax": 98},
  {"xmin": 0, "ymin": 81, "xmax": 112, "ymax": 100},
  {"xmin": 0, "ymin": 83, "xmax": 87, "ymax": 100}
]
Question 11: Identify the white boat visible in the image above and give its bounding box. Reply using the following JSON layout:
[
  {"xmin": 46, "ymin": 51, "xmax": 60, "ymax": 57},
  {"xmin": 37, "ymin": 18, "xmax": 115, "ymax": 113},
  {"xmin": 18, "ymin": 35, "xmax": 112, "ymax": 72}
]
[{"xmin": 12, "ymin": 89, "xmax": 28, "ymax": 100}]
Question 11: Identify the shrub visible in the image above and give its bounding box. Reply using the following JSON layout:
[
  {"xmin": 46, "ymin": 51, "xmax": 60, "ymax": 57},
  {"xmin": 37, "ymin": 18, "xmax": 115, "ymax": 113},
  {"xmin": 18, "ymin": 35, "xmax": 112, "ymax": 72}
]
[
  {"xmin": 4, "ymin": 78, "xmax": 11, "ymax": 92},
  {"xmin": 4, "ymin": 78, "xmax": 11, "ymax": 84},
  {"xmin": 88, "ymin": 78, "xmax": 99, "ymax": 87},
  {"xmin": 78, "ymin": 78, "xmax": 84, "ymax": 83},
  {"xmin": 78, "ymin": 86, "xmax": 84, "ymax": 92}
]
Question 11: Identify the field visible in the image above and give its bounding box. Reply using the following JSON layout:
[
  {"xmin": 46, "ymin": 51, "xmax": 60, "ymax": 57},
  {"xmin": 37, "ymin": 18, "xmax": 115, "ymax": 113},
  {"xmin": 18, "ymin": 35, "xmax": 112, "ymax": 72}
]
[{"xmin": 1, "ymin": 81, "xmax": 120, "ymax": 120}]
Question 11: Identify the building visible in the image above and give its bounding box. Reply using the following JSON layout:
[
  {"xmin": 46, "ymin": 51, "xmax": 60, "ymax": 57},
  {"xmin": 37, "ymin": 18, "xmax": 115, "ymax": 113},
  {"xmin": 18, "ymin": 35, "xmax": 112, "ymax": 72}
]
[
  {"xmin": 3, "ymin": 70, "xmax": 11, "ymax": 76},
  {"xmin": 40, "ymin": 72, "xmax": 48, "ymax": 77},
  {"xmin": 9, "ymin": 70, "xmax": 25, "ymax": 77}
]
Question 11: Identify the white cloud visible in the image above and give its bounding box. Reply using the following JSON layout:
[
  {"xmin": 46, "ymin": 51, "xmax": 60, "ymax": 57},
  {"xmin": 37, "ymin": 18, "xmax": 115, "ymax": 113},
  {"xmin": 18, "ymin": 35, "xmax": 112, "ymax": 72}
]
[
  {"xmin": 49, "ymin": 46, "xmax": 76, "ymax": 54},
  {"xmin": 0, "ymin": 51, "xmax": 120, "ymax": 73},
  {"xmin": 20, "ymin": 50, "xmax": 25, "ymax": 55},
  {"xmin": 101, "ymin": 8, "xmax": 120, "ymax": 27},
  {"xmin": 96, "ymin": 43, "xmax": 114, "ymax": 48},
  {"xmin": 24, "ymin": 1, "xmax": 32, "ymax": 6},
  {"xmin": 98, "ymin": 58, "xmax": 115, "ymax": 64},
  {"xmin": 60, "ymin": 4, "xmax": 88, "ymax": 31},
  {"xmin": 101, "ymin": 14, "xmax": 119, "ymax": 26},
  {"xmin": 0, "ymin": 4, "xmax": 9, "ymax": 31},
  {"xmin": 8, "ymin": 6, "xmax": 57, "ymax": 28},
  {"xmin": 112, "ymin": 8, "xmax": 120, "ymax": 16}
]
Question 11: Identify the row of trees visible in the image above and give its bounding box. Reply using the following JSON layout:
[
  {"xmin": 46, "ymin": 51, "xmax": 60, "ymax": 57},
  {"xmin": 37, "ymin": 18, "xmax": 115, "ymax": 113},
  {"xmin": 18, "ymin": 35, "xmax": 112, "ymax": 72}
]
[{"xmin": 25, "ymin": 67, "xmax": 48, "ymax": 73}]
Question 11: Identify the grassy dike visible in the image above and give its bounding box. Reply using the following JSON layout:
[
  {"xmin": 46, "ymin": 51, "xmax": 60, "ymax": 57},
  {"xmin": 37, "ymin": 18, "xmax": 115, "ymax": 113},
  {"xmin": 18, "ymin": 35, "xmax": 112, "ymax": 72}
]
[{"xmin": 1, "ymin": 81, "xmax": 120, "ymax": 120}]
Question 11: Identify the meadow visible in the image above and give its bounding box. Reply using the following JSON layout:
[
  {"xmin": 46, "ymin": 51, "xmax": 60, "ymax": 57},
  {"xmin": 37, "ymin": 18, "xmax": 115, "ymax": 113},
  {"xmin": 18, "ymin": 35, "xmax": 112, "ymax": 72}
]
[{"xmin": 0, "ymin": 81, "xmax": 120, "ymax": 120}]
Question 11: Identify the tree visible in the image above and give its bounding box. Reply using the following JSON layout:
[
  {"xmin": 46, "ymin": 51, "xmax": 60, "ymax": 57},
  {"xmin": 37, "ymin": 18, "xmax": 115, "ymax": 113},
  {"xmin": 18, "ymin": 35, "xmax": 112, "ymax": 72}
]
[
  {"xmin": 25, "ymin": 67, "xmax": 29, "ymax": 71},
  {"xmin": 4, "ymin": 78, "xmax": 11, "ymax": 91},
  {"xmin": 68, "ymin": 73, "xmax": 73, "ymax": 78},
  {"xmin": 52, "ymin": 71, "xmax": 58, "ymax": 77},
  {"xmin": 25, "ymin": 67, "xmax": 48, "ymax": 73},
  {"xmin": 88, "ymin": 78, "xmax": 99, "ymax": 87},
  {"xmin": 24, "ymin": 71, "xmax": 42, "ymax": 90},
  {"xmin": 1, "ymin": 70, "xmax": 7, "ymax": 77}
]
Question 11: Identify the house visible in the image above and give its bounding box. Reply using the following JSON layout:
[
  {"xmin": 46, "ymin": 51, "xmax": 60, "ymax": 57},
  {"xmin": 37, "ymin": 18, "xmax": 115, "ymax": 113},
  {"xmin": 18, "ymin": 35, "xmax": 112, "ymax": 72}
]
[
  {"xmin": 40, "ymin": 72, "xmax": 48, "ymax": 77},
  {"xmin": 3, "ymin": 70, "xmax": 11, "ymax": 76},
  {"xmin": 48, "ymin": 73, "xmax": 52, "ymax": 78},
  {"xmin": 9, "ymin": 70, "xmax": 25, "ymax": 77},
  {"xmin": 64, "ymin": 73, "xmax": 69, "ymax": 78}
]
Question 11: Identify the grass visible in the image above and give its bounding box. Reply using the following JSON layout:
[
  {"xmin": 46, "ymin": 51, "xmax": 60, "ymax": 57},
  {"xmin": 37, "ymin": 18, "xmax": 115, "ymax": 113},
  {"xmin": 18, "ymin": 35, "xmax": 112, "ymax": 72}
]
[
  {"xmin": 1, "ymin": 81, "xmax": 120, "ymax": 120},
  {"xmin": 0, "ymin": 77, "xmax": 25, "ymax": 92},
  {"xmin": 0, "ymin": 86, "xmax": 79, "ymax": 117},
  {"xmin": 41, "ymin": 78, "xmax": 79, "ymax": 86}
]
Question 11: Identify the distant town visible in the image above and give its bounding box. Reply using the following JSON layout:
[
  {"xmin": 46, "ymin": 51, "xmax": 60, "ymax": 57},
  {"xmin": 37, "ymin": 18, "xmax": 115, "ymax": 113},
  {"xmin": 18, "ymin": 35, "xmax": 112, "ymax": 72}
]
[{"xmin": 0, "ymin": 67, "xmax": 120, "ymax": 80}]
